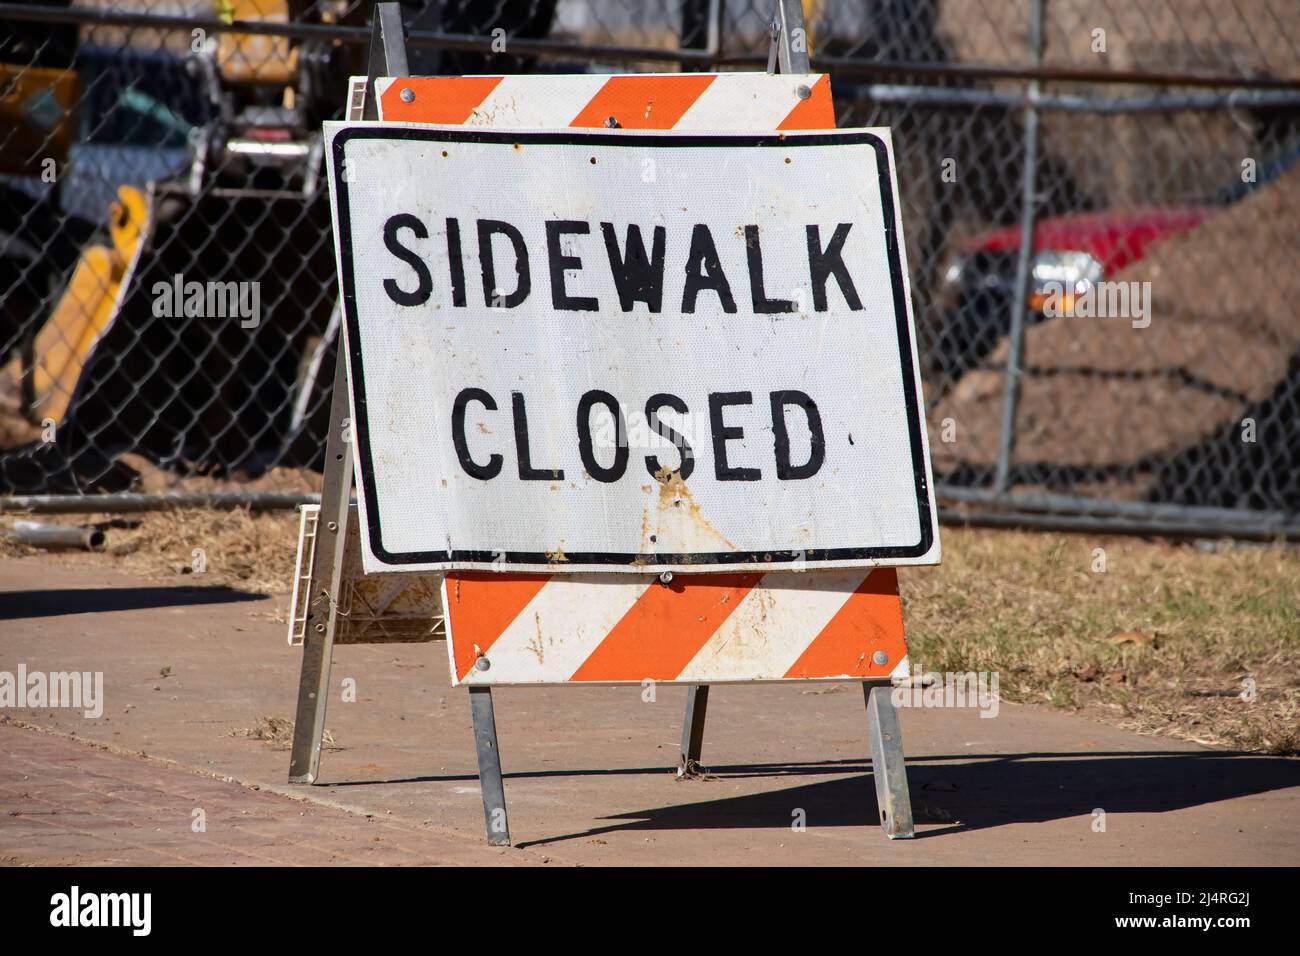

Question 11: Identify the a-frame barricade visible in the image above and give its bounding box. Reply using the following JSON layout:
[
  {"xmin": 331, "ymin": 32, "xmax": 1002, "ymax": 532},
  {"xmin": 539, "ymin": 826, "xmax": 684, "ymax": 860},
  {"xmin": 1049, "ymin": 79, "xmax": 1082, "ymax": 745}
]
[{"xmin": 289, "ymin": 0, "xmax": 920, "ymax": 844}]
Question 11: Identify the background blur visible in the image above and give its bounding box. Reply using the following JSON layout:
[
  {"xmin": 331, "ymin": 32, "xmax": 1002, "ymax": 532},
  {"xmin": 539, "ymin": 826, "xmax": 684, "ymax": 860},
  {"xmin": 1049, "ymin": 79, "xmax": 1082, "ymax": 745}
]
[{"xmin": 2, "ymin": 0, "xmax": 1298, "ymax": 540}]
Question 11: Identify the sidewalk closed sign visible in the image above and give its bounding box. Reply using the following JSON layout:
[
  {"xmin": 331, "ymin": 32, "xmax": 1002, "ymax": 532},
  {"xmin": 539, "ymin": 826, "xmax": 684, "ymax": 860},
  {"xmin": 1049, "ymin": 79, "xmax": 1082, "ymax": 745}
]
[{"xmin": 325, "ymin": 124, "xmax": 938, "ymax": 574}]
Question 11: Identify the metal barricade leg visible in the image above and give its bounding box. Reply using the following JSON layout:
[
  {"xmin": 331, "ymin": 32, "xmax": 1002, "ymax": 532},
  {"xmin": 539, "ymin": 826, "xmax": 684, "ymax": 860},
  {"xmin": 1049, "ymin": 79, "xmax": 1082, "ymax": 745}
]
[
  {"xmin": 287, "ymin": 346, "xmax": 352, "ymax": 783},
  {"xmin": 865, "ymin": 683, "xmax": 915, "ymax": 839},
  {"xmin": 288, "ymin": 1, "xmax": 408, "ymax": 785},
  {"xmin": 677, "ymin": 684, "xmax": 710, "ymax": 777},
  {"xmin": 469, "ymin": 686, "xmax": 511, "ymax": 845}
]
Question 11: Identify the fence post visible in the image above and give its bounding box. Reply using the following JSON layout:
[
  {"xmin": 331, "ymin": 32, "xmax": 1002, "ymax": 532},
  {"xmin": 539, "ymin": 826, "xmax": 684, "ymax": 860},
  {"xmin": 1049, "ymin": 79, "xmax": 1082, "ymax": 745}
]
[{"xmin": 992, "ymin": 0, "xmax": 1045, "ymax": 494}]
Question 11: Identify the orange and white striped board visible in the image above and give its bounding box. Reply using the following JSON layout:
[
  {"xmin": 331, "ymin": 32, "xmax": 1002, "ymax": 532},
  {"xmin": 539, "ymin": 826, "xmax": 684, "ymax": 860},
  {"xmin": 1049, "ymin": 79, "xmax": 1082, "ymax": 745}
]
[
  {"xmin": 441, "ymin": 567, "xmax": 909, "ymax": 686},
  {"xmin": 373, "ymin": 73, "xmax": 835, "ymax": 132},
  {"xmin": 359, "ymin": 70, "xmax": 922, "ymax": 684}
]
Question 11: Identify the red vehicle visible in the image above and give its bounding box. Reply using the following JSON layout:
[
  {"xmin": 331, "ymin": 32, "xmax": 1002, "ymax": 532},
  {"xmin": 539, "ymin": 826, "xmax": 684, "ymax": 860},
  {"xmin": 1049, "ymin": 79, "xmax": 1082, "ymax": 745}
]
[{"xmin": 924, "ymin": 147, "xmax": 1299, "ymax": 390}]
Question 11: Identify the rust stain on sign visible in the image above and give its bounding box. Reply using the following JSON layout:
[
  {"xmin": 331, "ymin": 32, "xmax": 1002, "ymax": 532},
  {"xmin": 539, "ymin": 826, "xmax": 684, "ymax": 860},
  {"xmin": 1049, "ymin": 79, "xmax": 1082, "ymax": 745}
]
[
  {"xmin": 528, "ymin": 611, "xmax": 546, "ymax": 664},
  {"xmin": 639, "ymin": 466, "xmax": 737, "ymax": 558}
]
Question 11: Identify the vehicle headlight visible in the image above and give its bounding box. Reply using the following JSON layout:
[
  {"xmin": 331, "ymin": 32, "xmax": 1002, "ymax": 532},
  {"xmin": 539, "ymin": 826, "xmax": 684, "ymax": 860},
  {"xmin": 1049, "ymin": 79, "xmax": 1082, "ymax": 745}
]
[{"xmin": 1028, "ymin": 251, "xmax": 1103, "ymax": 312}]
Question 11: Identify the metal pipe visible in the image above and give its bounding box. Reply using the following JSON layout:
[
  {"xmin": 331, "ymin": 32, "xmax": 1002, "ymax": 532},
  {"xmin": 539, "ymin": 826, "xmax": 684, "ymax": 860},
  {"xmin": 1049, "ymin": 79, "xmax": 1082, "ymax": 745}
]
[
  {"xmin": 2, "ymin": 520, "xmax": 106, "ymax": 551},
  {"xmin": 842, "ymin": 82, "xmax": 1300, "ymax": 113},
  {"xmin": 937, "ymin": 506, "xmax": 1300, "ymax": 543},
  {"xmin": 939, "ymin": 484, "xmax": 1300, "ymax": 528},
  {"xmin": 0, "ymin": 4, "xmax": 718, "ymax": 67},
  {"xmin": 1, "ymin": 4, "xmax": 1296, "ymax": 90},
  {"xmin": 992, "ymin": 0, "xmax": 1044, "ymax": 494},
  {"xmin": 725, "ymin": 51, "xmax": 1300, "ymax": 91},
  {"xmin": 0, "ymin": 491, "xmax": 320, "ymax": 514}
]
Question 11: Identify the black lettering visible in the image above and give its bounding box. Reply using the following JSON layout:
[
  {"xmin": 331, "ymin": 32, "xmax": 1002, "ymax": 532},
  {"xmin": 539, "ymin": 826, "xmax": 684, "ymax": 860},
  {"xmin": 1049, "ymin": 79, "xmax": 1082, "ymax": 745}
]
[
  {"xmin": 770, "ymin": 390, "xmax": 825, "ymax": 479},
  {"xmin": 708, "ymin": 391, "xmax": 759, "ymax": 481},
  {"xmin": 451, "ymin": 388, "xmax": 502, "ymax": 480},
  {"xmin": 645, "ymin": 393, "xmax": 694, "ymax": 481},
  {"xmin": 382, "ymin": 214, "xmax": 432, "ymax": 307},
  {"xmin": 601, "ymin": 222, "xmax": 666, "ymax": 312},
  {"xmin": 512, "ymin": 391, "xmax": 563, "ymax": 480},
  {"xmin": 545, "ymin": 220, "xmax": 599, "ymax": 311},
  {"xmin": 681, "ymin": 224, "xmax": 736, "ymax": 313},
  {"xmin": 806, "ymin": 223, "xmax": 863, "ymax": 311},
  {"xmin": 744, "ymin": 224, "xmax": 794, "ymax": 313},
  {"xmin": 446, "ymin": 217, "xmax": 466, "ymax": 307},
  {"xmin": 478, "ymin": 219, "xmax": 531, "ymax": 307},
  {"xmin": 576, "ymin": 390, "xmax": 629, "ymax": 482}
]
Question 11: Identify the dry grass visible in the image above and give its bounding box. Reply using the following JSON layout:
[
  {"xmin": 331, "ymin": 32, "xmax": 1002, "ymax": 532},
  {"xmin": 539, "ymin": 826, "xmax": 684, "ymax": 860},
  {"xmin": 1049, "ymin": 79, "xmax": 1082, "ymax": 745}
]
[
  {"xmin": 902, "ymin": 527, "xmax": 1300, "ymax": 755},
  {"xmin": 2, "ymin": 507, "xmax": 301, "ymax": 595},
  {"xmin": 229, "ymin": 716, "xmax": 337, "ymax": 751}
]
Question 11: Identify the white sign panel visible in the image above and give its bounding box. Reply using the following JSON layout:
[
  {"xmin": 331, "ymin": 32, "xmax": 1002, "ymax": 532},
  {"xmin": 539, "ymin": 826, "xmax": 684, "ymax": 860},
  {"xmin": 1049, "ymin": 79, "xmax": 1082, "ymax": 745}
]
[{"xmin": 325, "ymin": 124, "xmax": 938, "ymax": 574}]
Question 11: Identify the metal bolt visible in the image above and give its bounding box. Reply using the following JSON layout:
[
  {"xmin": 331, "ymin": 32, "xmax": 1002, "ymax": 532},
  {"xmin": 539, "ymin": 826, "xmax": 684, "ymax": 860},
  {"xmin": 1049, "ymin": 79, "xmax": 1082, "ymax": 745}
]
[
  {"xmin": 659, "ymin": 570, "xmax": 673, "ymax": 585},
  {"xmin": 872, "ymin": 650, "xmax": 889, "ymax": 666},
  {"xmin": 315, "ymin": 623, "xmax": 325, "ymax": 633},
  {"xmin": 326, "ymin": 521, "xmax": 338, "ymax": 532},
  {"xmin": 604, "ymin": 115, "xmax": 620, "ymax": 128},
  {"xmin": 475, "ymin": 657, "xmax": 491, "ymax": 671},
  {"xmin": 400, "ymin": 87, "xmax": 415, "ymax": 103},
  {"xmin": 796, "ymin": 84, "xmax": 812, "ymax": 100}
]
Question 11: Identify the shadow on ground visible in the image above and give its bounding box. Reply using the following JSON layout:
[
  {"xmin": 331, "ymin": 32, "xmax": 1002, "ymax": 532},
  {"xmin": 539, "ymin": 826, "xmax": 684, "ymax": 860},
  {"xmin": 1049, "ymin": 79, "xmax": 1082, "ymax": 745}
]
[
  {"xmin": 482, "ymin": 751, "xmax": 1300, "ymax": 847},
  {"xmin": 0, "ymin": 586, "xmax": 266, "ymax": 619}
]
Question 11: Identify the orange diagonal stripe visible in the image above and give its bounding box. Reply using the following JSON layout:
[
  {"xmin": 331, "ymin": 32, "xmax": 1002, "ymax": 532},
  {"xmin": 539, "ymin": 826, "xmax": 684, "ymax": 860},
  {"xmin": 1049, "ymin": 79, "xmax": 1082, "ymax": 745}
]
[
  {"xmin": 445, "ymin": 571, "xmax": 550, "ymax": 680},
  {"xmin": 380, "ymin": 76, "xmax": 504, "ymax": 124},
  {"xmin": 776, "ymin": 74, "xmax": 835, "ymax": 130},
  {"xmin": 783, "ymin": 568, "xmax": 906, "ymax": 679},
  {"xmin": 569, "ymin": 572, "xmax": 761, "ymax": 681},
  {"xmin": 569, "ymin": 74, "xmax": 717, "ymax": 130}
]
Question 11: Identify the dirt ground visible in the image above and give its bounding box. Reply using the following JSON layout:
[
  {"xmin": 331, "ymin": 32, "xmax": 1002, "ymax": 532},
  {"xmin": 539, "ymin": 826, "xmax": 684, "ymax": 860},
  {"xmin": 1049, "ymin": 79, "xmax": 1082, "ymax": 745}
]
[{"xmin": 2, "ymin": 535, "xmax": 1298, "ymax": 866}]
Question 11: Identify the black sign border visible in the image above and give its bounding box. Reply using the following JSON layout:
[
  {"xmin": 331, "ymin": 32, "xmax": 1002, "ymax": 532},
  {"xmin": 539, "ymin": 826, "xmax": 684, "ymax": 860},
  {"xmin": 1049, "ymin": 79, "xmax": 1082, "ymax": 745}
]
[{"xmin": 331, "ymin": 126, "xmax": 934, "ymax": 569}]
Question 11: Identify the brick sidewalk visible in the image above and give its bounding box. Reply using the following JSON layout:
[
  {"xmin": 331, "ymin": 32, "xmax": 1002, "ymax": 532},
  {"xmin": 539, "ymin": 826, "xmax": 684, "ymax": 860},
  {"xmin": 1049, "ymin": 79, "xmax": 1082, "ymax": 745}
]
[
  {"xmin": 5, "ymin": 558, "xmax": 1299, "ymax": 866},
  {"xmin": 0, "ymin": 725, "xmax": 535, "ymax": 866}
]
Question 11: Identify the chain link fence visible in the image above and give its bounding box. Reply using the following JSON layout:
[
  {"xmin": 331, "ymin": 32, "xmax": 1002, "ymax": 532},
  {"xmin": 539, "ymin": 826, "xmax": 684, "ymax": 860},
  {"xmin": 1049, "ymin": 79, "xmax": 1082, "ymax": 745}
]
[{"xmin": 2, "ymin": 0, "xmax": 1299, "ymax": 538}]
